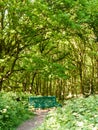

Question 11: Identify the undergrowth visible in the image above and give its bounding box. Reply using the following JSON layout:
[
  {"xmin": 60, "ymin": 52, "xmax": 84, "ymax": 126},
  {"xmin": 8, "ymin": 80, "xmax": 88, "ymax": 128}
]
[
  {"xmin": 0, "ymin": 91, "xmax": 34, "ymax": 130},
  {"xmin": 36, "ymin": 95, "xmax": 98, "ymax": 130}
]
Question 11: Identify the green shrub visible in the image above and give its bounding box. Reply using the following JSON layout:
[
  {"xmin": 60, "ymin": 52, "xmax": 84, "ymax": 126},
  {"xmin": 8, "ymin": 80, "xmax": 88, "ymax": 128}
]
[
  {"xmin": 36, "ymin": 95, "xmax": 98, "ymax": 130},
  {"xmin": 0, "ymin": 91, "xmax": 34, "ymax": 130}
]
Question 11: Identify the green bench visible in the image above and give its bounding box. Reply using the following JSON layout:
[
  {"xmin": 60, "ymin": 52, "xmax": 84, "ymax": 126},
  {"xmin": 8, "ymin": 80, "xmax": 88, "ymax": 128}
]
[{"xmin": 28, "ymin": 96, "xmax": 62, "ymax": 109}]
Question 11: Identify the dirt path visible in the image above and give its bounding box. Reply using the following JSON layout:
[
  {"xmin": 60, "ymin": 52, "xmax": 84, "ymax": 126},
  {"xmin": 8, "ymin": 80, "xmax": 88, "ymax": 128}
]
[{"xmin": 17, "ymin": 110, "xmax": 49, "ymax": 130}]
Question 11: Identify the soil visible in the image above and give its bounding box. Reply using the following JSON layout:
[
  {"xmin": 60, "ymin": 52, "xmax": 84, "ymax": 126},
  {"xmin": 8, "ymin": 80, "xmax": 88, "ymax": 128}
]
[{"xmin": 16, "ymin": 110, "xmax": 49, "ymax": 130}]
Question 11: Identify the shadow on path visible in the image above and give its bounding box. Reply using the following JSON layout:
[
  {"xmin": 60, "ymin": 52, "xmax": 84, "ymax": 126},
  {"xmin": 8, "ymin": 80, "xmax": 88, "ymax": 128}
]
[{"xmin": 16, "ymin": 110, "xmax": 49, "ymax": 130}]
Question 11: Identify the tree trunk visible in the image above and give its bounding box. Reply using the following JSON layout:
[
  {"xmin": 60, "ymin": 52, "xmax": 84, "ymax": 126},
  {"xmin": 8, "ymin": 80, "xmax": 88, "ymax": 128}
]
[
  {"xmin": 30, "ymin": 72, "xmax": 36, "ymax": 93},
  {"xmin": 0, "ymin": 79, "xmax": 3, "ymax": 91}
]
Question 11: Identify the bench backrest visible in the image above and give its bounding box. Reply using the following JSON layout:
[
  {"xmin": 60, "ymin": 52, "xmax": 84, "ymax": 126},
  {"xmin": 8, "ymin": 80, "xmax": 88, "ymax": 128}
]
[{"xmin": 29, "ymin": 96, "xmax": 61, "ymax": 109}]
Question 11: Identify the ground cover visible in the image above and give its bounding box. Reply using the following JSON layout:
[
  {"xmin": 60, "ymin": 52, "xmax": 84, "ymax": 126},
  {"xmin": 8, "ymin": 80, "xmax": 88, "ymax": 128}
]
[
  {"xmin": 0, "ymin": 91, "xmax": 34, "ymax": 130},
  {"xmin": 36, "ymin": 95, "xmax": 98, "ymax": 130}
]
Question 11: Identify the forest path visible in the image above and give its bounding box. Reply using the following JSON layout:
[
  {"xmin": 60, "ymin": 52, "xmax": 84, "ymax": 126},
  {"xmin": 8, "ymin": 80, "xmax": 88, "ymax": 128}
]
[{"xmin": 16, "ymin": 110, "xmax": 49, "ymax": 130}]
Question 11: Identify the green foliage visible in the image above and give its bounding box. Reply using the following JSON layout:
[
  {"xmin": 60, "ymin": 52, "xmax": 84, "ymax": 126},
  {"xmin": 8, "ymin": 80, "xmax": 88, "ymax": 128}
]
[
  {"xmin": 36, "ymin": 96, "xmax": 98, "ymax": 130},
  {"xmin": 0, "ymin": 91, "xmax": 34, "ymax": 130},
  {"xmin": 20, "ymin": 53, "xmax": 69, "ymax": 80},
  {"xmin": 0, "ymin": 0, "xmax": 98, "ymax": 97}
]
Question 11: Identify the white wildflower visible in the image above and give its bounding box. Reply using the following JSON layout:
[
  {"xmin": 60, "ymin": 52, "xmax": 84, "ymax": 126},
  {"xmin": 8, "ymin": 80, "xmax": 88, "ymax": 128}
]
[
  {"xmin": 2, "ymin": 109, "xmax": 7, "ymax": 113},
  {"xmin": 76, "ymin": 121, "xmax": 84, "ymax": 127}
]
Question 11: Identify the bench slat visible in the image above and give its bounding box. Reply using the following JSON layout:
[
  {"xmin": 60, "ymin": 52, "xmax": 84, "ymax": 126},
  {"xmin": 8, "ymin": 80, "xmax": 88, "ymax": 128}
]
[{"xmin": 28, "ymin": 96, "xmax": 62, "ymax": 109}]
